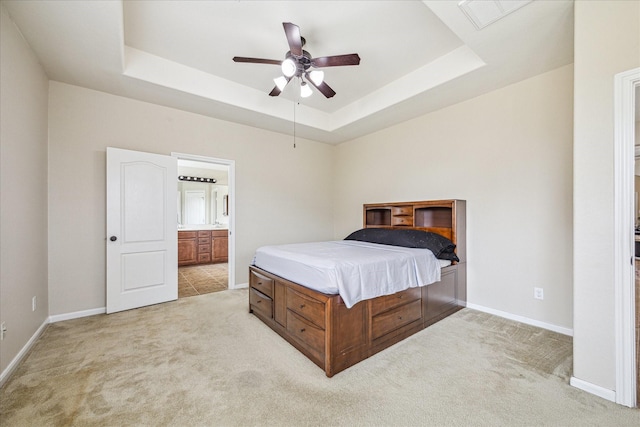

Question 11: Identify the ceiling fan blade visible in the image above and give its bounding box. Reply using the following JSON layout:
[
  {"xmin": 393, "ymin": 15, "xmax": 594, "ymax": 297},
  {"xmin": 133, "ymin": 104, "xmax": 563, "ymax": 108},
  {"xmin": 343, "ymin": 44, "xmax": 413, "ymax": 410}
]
[
  {"xmin": 306, "ymin": 77, "xmax": 336, "ymax": 98},
  {"xmin": 233, "ymin": 57, "xmax": 282, "ymax": 65},
  {"xmin": 269, "ymin": 76, "xmax": 292, "ymax": 96},
  {"xmin": 311, "ymin": 54, "xmax": 361, "ymax": 68},
  {"xmin": 268, "ymin": 86, "xmax": 282, "ymax": 97},
  {"xmin": 283, "ymin": 22, "xmax": 303, "ymax": 57}
]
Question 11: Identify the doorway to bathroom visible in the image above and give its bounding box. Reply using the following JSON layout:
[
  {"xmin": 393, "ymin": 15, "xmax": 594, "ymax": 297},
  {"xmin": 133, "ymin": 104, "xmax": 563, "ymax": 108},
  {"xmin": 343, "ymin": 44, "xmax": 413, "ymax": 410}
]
[{"xmin": 173, "ymin": 152, "xmax": 235, "ymax": 299}]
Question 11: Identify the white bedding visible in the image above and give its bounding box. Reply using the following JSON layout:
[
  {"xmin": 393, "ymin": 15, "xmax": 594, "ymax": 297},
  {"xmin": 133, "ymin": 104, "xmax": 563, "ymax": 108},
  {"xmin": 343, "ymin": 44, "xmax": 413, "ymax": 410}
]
[{"xmin": 252, "ymin": 240, "xmax": 443, "ymax": 308}]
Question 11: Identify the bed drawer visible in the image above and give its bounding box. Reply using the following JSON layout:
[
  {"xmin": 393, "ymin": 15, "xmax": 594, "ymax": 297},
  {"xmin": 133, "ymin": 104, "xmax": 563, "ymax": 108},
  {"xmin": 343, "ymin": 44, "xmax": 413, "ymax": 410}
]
[
  {"xmin": 287, "ymin": 309, "xmax": 325, "ymax": 361},
  {"xmin": 370, "ymin": 287, "xmax": 421, "ymax": 317},
  {"xmin": 286, "ymin": 288, "xmax": 325, "ymax": 329},
  {"xmin": 391, "ymin": 216, "xmax": 413, "ymax": 227},
  {"xmin": 392, "ymin": 206, "xmax": 412, "ymax": 216},
  {"xmin": 249, "ymin": 269, "xmax": 274, "ymax": 298},
  {"xmin": 249, "ymin": 288, "xmax": 273, "ymax": 319},
  {"xmin": 371, "ymin": 299, "xmax": 422, "ymax": 340}
]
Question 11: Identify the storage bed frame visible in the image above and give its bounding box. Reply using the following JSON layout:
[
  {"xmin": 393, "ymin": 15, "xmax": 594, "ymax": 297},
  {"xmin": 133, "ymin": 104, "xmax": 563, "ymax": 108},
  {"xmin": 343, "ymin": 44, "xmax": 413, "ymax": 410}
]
[{"xmin": 249, "ymin": 199, "xmax": 466, "ymax": 377}]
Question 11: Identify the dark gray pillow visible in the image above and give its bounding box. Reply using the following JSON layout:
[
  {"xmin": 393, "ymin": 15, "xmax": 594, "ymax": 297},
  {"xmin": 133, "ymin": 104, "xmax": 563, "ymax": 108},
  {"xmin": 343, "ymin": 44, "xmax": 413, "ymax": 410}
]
[{"xmin": 344, "ymin": 228, "xmax": 458, "ymax": 261}]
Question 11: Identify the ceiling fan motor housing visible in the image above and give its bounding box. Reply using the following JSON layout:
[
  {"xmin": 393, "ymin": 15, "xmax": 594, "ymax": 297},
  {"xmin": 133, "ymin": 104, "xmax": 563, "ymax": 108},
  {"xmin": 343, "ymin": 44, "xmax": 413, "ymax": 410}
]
[{"xmin": 285, "ymin": 50, "xmax": 313, "ymax": 77}]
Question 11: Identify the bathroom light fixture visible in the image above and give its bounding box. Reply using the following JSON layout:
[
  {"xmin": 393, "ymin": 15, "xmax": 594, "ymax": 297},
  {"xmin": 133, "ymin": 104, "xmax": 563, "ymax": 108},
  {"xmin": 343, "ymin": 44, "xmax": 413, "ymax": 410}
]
[{"xmin": 178, "ymin": 175, "xmax": 217, "ymax": 183}]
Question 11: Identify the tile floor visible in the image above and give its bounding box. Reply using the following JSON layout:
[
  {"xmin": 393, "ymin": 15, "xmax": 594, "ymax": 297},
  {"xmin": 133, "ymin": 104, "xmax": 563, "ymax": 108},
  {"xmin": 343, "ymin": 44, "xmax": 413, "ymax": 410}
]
[{"xmin": 178, "ymin": 263, "xmax": 228, "ymax": 298}]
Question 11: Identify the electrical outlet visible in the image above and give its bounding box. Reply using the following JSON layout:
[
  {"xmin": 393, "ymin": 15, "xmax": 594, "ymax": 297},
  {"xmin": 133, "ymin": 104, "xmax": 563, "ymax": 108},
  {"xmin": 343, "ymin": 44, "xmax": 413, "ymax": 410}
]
[
  {"xmin": 32, "ymin": 296, "xmax": 37, "ymax": 311},
  {"xmin": 534, "ymin": 287, "xmax": 544, "ymax": 300},
  {"xmin": 0, "ymin": 322, "xmax": 6, "ymax": 341}
]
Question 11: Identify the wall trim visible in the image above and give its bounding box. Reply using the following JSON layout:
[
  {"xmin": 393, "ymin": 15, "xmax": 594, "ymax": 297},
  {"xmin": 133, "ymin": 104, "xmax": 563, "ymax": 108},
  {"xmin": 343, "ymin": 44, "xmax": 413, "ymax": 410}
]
[
  {"xmin": 613, "ymin": 66, "xmax": 639, "ymax": 407},
  {"xmin": 570, "ymin": 376, "xmax": 616, "ymax": 403},
  {"xmin": 0, "ymin": 318, "xmax": 49, "ymax": 387},
  {"xmin": 49, "ymin": 307, "xmax": 106, "ymax": 323},
  {"xmin": 465, "ymin": 303, "xmax": 573, "ymax": 336}
]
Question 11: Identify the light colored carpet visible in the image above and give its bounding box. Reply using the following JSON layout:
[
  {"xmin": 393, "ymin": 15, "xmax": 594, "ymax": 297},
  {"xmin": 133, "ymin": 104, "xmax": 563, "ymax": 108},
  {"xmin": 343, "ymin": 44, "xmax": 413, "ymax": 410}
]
[{"xmin": 1, "ymin": 289, "xmax": 638, "ymax": 426}]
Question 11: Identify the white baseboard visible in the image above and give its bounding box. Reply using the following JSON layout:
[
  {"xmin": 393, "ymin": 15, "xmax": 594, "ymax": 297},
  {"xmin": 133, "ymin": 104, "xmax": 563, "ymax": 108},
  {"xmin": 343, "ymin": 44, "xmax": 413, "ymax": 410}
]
[
  {"xmin": 0, "ymin": 318, "xmax": 49, "ymax": 387},
  {"xmin": 232, "ymin": 282, "xmax": 248, "ymax": 289},
  {"xmin": 48, "ymin": 307, "xmax": 105, "ymax": 323},
  {"xmin": 465, "ymin": 303, "xmax": 573, "ymax": 336},
  {"xmin": 570, "ymin": 376, "xmax": 616, "ymax": 402}
]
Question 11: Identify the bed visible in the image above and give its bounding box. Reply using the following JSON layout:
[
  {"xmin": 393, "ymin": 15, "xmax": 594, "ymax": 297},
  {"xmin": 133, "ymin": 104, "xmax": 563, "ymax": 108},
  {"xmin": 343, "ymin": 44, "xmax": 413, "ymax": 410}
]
[{"xmin": 248, "ymin": 199, "xmax": 466, "ymax": 377}]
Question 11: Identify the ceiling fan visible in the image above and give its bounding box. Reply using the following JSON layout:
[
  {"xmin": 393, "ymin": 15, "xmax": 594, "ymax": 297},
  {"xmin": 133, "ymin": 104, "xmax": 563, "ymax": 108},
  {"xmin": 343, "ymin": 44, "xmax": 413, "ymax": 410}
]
[{"xmin": 233, "ymin": 22, "xmax": 360, "ymax": 99}]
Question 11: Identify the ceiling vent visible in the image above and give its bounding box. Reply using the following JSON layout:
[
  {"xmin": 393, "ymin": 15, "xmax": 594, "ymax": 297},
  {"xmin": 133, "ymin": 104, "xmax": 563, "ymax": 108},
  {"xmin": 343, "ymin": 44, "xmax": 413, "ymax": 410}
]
[{"xmin": 458, "ymin": 0, "xmax": 533, "ymax": 30}]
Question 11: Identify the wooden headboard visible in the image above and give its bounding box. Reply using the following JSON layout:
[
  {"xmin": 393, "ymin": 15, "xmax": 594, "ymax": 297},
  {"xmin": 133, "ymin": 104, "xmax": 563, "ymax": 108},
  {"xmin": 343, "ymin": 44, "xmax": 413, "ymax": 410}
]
[{"xmin": 363, "ymin": 199, "xmax": 466, "ymax": 263}]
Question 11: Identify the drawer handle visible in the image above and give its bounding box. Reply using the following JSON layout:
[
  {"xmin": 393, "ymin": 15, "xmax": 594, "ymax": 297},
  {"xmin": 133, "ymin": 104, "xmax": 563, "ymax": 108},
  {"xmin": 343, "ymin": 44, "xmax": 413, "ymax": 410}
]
[
  {"xmin": 257, "ymin": 300, "xmax": 262, "ymax": 304},
  {"xmin": 257, "ymin": 281, "xmax": 263, "ymax": 286},
  {"xmin": 398, "ymin": 316, "xmax": 403, "ymax": 320},
  {"xmin": 299, "ymin": 304, "xmax": 306, "ymax": 309},
  {"xmin": 397, "ymin": 295, "xmax": 403, "ymax": 299},
  {"xmin": 300, "ymin": 328, "xmax": 306, "ymax": 333}
]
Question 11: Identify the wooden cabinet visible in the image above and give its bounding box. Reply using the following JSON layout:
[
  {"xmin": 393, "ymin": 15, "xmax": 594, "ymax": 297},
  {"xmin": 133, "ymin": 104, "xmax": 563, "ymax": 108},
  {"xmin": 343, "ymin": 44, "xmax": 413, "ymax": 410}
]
[
  {"xmin": 211, "ymin": 230, "xmax": 228, "ymax": 263},
  {"xmin": 197, "ymin": 231, "xmax": 212, "ymax": 263},
  {"xmin": 178, "ymin": 231, "xmax": 198, "ymax": 266},
  {"xmin": 178, "ymin": 229, "xmax": 229, "ymax": 266}
]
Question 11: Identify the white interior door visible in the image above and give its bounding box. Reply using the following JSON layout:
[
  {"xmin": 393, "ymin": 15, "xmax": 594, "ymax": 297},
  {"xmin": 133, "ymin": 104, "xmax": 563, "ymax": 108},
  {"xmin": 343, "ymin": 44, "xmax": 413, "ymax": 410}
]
[{"xmin": 106, "ymin": 147, "xmax": 178, "ymax": 313}]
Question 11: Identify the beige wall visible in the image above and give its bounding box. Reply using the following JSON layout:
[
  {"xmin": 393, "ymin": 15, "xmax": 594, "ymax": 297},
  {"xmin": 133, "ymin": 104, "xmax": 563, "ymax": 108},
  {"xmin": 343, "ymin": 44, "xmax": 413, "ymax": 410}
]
[
  {"xmin": 573, "ymin": 0, "xmax": 640, "ymax": 391},
  {"xmin": 47, "ymin": 82, "xmax": 335, "ymax": 315},
  {"xmin": 5, "ymin": 0, "xmax": 637, "ymax": 402},
  {"xmin": 334, "ymin": 64, "xmax": 574, "ymax": 330},
  {"xmin": 0, "ymin": 5, "xmax": 49, "ymax": 375}
]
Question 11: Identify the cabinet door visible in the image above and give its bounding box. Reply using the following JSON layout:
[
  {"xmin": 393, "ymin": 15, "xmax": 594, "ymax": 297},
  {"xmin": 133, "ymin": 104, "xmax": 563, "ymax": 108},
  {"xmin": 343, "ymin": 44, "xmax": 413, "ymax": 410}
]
[
  {"xmin": 178, "ymin": 238, "xmax": 198, "ymax": 266},
  {"xmin": 212, "ymin": 236, "xmax": 228, "ymax": 263}
]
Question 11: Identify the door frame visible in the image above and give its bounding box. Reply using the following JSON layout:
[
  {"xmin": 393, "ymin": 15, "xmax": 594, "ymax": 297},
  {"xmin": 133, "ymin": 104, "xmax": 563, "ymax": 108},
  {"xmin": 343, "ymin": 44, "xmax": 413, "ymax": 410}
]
[
  {"xmin": 173, "ymin": 152, "xmax": 236, "ymax": 289},
  {"xmin": 613, "ymin": 67, "xmax": 639, "ymax": 407}
]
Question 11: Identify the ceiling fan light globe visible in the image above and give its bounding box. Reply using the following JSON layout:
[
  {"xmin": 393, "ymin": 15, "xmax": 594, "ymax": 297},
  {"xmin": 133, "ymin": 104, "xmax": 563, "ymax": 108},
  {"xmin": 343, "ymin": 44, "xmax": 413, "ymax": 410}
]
[
  {"xmin": 274, "ymin": 76, "xmax": 288, "ymax": 90},
  {"xmin": 309, "ymin": 70, "xmax": 324, "ymax": 85},
  {"xmin": 281, "ymin": 58, "xmax": 297, "ymax": 77},
  {"xmin": 300, "ymin": 82, "xmax": 312, "ymax": 98}
]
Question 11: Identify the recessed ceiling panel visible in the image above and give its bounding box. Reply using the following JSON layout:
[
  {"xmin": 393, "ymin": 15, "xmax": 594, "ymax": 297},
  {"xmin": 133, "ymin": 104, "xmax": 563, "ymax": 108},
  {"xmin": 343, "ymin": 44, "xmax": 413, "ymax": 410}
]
[{"xmin": 123, "ymin": 1, "xmax": 464, "ymax": 113}]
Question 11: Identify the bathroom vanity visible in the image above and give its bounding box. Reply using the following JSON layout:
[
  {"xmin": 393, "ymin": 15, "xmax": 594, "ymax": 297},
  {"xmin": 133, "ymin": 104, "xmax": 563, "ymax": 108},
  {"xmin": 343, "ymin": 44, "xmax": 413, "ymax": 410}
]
[{"xmin": 178, "ymin": 229, "xmax": 228, "ymax": 266}]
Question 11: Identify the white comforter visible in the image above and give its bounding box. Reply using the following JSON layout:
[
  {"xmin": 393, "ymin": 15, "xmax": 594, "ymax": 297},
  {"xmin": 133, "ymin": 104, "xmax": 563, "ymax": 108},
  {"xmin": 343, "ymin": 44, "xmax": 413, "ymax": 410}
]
[{"xmin": 252, "ymin": 240, "xmax": 442, "ymax": 308}]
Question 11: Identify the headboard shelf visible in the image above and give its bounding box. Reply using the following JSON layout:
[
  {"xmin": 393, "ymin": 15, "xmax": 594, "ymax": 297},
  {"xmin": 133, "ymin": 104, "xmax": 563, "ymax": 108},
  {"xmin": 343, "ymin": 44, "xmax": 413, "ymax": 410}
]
[
  {"xmin": 414, "ymin": 207, "xmax": 452, "ymax": 228},
  {"xmin": 365, "ymin": 208, "xmax": 392, "ymax": 227},
  {"xmin": 363, "ymin": 199, "xmax": 466, "ymax": 262}
]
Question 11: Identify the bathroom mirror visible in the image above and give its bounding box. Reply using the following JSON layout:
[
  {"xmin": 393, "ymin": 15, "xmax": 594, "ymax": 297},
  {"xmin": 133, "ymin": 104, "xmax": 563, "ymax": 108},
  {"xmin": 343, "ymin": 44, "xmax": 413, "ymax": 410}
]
[
  {"xmin": 177, "ymin": 181, "xmax": 228, "ymax": 227},
  {"xmin": 176, "ymin": 159, "xmax": 229, "ymax": 229}
]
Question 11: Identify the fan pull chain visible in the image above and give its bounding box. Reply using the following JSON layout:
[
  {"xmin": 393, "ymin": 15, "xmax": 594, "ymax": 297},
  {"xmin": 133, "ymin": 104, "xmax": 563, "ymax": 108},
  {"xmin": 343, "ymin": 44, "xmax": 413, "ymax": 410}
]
[{"xmin": 293, "ymin": 100, "xmax": 297, "ymax": 148}]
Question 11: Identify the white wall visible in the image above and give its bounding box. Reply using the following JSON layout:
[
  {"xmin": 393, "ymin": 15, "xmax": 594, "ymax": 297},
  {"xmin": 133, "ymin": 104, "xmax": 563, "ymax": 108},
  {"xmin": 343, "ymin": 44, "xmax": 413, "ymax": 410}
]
[
  {"xmin": 48, "ymin": 82, "xmax": 334, "ymax": 316},
  {"xmin": 335, "ymin": 64, "xmax": 574, "ymax": 330},
  {"xmin": 0, "ymin": 5, "xmax": 49, "ymax": 375},
  {"xmin": 573, "ymin": 0, "xmax": 640, "ymax": 392}
]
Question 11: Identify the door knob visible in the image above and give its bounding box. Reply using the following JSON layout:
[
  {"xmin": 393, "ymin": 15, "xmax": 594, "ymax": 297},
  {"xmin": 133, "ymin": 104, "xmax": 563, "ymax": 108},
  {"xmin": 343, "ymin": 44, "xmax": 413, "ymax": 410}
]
[{"xmin": 110, "ymin": 236, "xmax": 117, "ymax": 242}]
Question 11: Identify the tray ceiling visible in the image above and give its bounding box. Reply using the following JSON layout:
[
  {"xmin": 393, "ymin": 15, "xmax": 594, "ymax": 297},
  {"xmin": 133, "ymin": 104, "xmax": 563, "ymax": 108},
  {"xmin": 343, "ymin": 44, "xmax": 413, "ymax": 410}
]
[{"xmin": 2, "ymin": 0, "xmax": 574, "ymax": 144}]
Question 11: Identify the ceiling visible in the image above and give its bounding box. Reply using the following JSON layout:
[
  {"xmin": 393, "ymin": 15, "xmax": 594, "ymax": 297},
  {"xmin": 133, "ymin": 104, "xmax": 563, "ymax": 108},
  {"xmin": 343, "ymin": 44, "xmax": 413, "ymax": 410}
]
[{"xmin": 2, "ymin": 0, "xmax": 574, "ymax": 144}]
